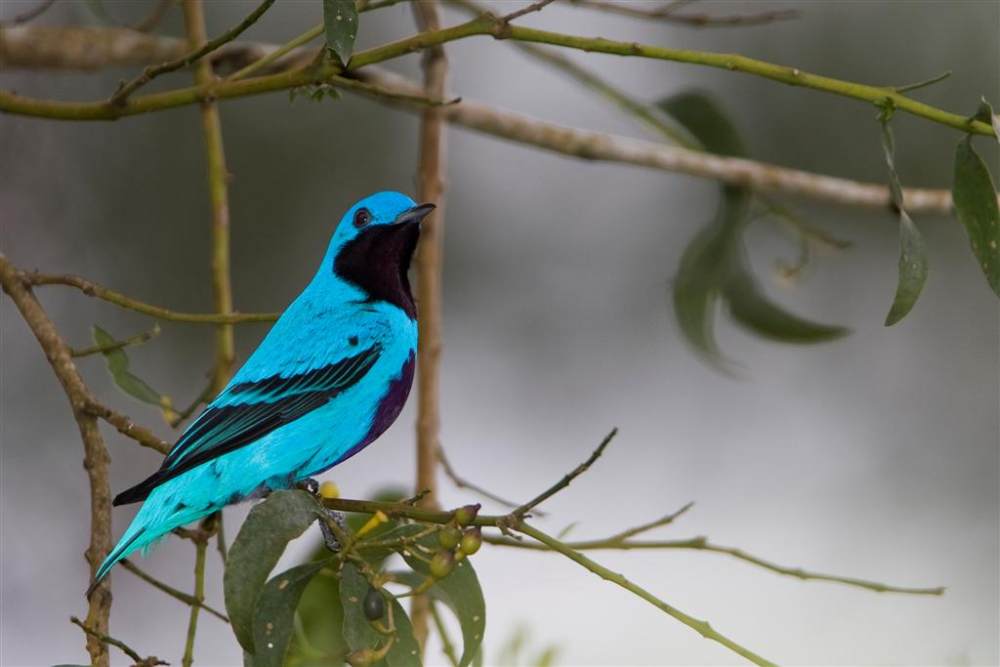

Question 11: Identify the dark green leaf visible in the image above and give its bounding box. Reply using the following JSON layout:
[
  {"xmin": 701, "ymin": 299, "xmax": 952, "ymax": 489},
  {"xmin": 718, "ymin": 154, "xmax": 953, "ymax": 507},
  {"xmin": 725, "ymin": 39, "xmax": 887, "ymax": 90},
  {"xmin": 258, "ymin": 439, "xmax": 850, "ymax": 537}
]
[
  {"xmin": 724, "ymin": 273, "xmax": 850, "ymax": 342},
  {"xmin": 225, "ymin": 490, "xmax": 323, "ymax": 653},
  {"xmin": 92, "ymin": 325, "xmax": 163, "ymax": 406},
  {"xmin": 288, "ymin": 563, "xmax": 349, "ymax": 666},
  {"xmin": 657, "ymin": 90, "xmax": 745, "ymax": 157},
  {"xmin": 402, "ymin": 543, "xmax": 486, "ymax": 667},
  {"xmin": 953, "ymin": 136, "xmax": 1000, "ymax": 296},
  {"xmin": 879, "ymin": 114, "xmax": 928, "ymax": 325},
  {"xmin": 251, "ymin": 560, "xmax": 329, "ymax": 667},
  {"xmin": 323, "ymin": 0, "xmax": 359, "ymax": 65},
  {"xmin": 340, "ymin": 563, "xmax": 422, "ymax": 667}
]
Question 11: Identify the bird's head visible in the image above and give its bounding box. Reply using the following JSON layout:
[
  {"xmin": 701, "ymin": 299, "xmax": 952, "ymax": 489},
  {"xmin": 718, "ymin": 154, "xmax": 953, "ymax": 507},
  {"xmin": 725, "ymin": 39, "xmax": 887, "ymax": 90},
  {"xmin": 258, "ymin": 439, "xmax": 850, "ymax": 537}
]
[{"xmin": 322, "ymin": 191, "xmax": 434, "ymax": 319}]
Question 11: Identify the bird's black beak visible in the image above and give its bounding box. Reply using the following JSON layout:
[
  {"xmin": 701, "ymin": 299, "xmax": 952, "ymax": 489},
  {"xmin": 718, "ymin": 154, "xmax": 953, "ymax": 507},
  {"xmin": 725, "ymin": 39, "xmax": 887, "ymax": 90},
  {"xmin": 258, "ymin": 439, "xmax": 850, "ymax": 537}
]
[{"xmin": 394, "ymin": 203, "xmax": 436, "ymax": 226}]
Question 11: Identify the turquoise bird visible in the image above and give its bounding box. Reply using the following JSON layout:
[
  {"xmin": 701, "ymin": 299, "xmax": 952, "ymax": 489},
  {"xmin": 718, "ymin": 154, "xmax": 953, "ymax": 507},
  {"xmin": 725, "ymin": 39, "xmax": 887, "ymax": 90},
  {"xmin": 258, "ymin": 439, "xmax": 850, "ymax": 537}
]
[{"xmin": 90, "ymin": 191, "xmax": 433, "ymax": 592}]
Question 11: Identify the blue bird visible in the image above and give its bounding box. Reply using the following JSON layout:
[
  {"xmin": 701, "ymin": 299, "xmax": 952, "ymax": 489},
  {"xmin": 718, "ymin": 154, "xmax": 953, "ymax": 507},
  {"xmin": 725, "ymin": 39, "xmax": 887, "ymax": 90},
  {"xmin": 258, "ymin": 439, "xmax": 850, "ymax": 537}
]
[{"xmin": 90, "ymin": 191, "xmax": 433, "ymax": 592}]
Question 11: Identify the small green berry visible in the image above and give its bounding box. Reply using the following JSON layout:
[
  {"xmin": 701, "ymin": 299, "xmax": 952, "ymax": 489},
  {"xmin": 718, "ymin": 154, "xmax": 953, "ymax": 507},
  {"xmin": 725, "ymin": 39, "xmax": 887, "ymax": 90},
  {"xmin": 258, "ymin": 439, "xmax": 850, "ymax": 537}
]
[
  {"xmin": 459, "ymin": 527, "xmax": 482, "ymax": 555},
  {"xmin": 429, "ymin": 550, "xmax": 455, "ymax": 579},
  {"xmin": 438, "ymin": 527, "xmax": 462, "ymax": 549},
  {"xmin": 454, "ymin": 504, "xmax": 480, "ymax": 527}
]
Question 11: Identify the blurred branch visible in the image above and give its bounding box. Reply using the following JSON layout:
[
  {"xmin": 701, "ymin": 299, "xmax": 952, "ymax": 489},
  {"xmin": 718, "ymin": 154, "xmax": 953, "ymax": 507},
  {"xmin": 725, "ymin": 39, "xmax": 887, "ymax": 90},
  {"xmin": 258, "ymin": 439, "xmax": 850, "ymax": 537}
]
[
  {"xmin": 566, "ymin": 0, "xmax": 800, "ymax": 27},
  {"xmin": 1, "ymin": 16, "xmax": 994, "ymax": 137},
  {"xmin": 71, "ymin": 324, "xmax": 161, "ymax": 358},
  {"xmin": 70, "ymin": 616, "xmax": 165, "ymax": 667},
  {"xmin": 132, "ymin": 0, "xmax": 177, "ymax": 34},
  {"xmin": 484, "ymin": 533, "xmax": 945, "ymax": 596},
  {"xmin": 438, "ymin": 444, "xmax": 530, "ymax": 512},
  {"xmin": 181, "ymin": 536, "xmax": 208, "ymax": 667},
  {"xmin": 112, "ymin": 0, "xmax": 275, "ymax": 104},
  {"xmin": 182, "ymin": 0, "xmax": 237, "ymax": 394},
  {"xmin": 22, "ymin": 271, "xmax": 277, "ymax": 323},
  {"xmin": 121, "ymin": 560, "xmax": 229, "ymax": 622},
  {"xmin": 429, "ymin": 601, "xmax": 460, "ymax": 667},
  {"xmin": 410, "ymin": 0, "xmax": 449, "ymax": 649},
  {"xmin": 1, "ymin": 28, "xmax": 990, "ymax": 213},
  {"xmin": 0, "ymin": 254, "xmax": 113, "ymax": 667}
]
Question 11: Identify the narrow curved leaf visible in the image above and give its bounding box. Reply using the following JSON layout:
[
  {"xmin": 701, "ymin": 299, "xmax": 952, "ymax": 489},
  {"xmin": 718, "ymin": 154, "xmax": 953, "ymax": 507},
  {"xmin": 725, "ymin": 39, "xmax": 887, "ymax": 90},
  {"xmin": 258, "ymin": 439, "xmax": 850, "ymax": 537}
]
[
  {"xmin": 93, "ymin": 325, "xmax": 163, "ymax": 405},
  {"xmin": 724, "ymin": 275, "xmax": 850, "ymax": 342},
  {"xmin": 884, "ymin": 211, "xmax": 929, "ymax": 325},
  {"xmin": 225, "ymin": 490, "xmax": 322, "ymax": 652},
  {"xmin": 340, "ymin": 563, "xmax": 422, "ymax": 667},
  {"xmin": 972, "ymin": 98, "xmax": 1000, "ymax": 143},
  {"xmin": 879, "ymin": 115, "xmax": 929, "ymax": 325},
  {"xmin": 323, "ymin": 0, "xmax": 359, "ymax": 65},
  {"xmin": 952, "ymin": 136, "xmax": 1000, "ymax": 296},
  {"xmin": 251, "ymin": 560, "xmax": 329, "ymax": 667}
]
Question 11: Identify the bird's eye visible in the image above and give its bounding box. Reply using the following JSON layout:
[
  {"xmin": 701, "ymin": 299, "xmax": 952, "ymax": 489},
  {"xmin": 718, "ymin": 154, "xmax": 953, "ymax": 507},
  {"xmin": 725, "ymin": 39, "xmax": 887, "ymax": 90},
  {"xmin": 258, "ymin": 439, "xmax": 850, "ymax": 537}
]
[{"xmin": 353, "ymin": 208, "xmax": 371, "ymax": 228}]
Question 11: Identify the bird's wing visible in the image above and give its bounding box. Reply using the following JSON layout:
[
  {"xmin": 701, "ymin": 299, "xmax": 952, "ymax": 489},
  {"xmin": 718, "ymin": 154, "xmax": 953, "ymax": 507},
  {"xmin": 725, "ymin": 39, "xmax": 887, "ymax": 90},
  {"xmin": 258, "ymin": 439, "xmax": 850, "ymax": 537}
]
[{"xmin": 113, "ymin": 343, "xmax": 381, "ymax": 506}]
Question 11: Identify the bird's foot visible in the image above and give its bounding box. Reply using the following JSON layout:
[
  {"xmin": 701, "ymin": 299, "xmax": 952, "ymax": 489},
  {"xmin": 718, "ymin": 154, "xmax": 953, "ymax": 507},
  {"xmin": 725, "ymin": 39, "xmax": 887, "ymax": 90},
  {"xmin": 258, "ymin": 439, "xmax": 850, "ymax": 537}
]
[
  {"xmin": 319, "ymin": 508, "xmax": 348, "ymax": 552},
  {"xmin": 296, "ymin": 477, "xmax": 320, "ymax": 496}
]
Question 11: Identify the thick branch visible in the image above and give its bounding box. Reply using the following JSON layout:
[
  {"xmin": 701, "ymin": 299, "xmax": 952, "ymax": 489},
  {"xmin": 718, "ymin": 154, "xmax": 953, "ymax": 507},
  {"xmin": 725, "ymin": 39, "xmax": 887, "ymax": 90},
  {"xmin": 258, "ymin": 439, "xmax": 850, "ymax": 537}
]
[
  {"xmin": 0, "ymin": 254, "xmax": 112, "ymax": 667},
  {"xmin": 410, "ymin": 0, "xmax": 449, "ymax": 649}
]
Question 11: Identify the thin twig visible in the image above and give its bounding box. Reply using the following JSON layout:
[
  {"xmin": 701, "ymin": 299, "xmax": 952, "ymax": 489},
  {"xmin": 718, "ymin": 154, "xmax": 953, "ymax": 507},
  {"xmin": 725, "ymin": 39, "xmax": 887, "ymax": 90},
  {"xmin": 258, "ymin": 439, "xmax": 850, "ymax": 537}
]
[
  {"xmin": 516, "ymin": 522, "xmax": 778, "ymax": 667},
  {"xmin": 567, "ymin": 0, "xmax": 799, "ymax": 26},
  {"xmin": 892, "ymin": 70, "xmax": 952, "ymax": 94},
  {"xmin": 111, "ymin": 0, "xmax": 276, "ymax": 105},
  {"xmin": 85, "ymin": 399, "xmax": 171, "ymax": 454},
  {"xmin": 511, "ymin": 428, "xmax": 617, "ymax": 518},
  {"xmin": 23, "ymin": 271, "xmax": 277, "ymax": 323},
  {"xmin": 71, "ymin": 324, "xmax": 161, "ymax": 358},
  {"xmin": 500, "ymin": 0, "xmax": 557, "ymax": 25},
  {"xmin": 483, "ymin": 533, "xmax": 944, "ymax": 596},
  {"xmin": 333, "ymin": 73, "xmax": 460, "ymax": 106},
  {"xmin": 121, "ymin": 560, "xmax": 229, "ymax": 622},
  {"xmin": 70, "ymin": 616, "xmax": 166, "ymax": 666},
  {"xmin": 438, "ymin": 444, "xmax": 536, "ymax": 512},
  {"xmin": 0, "ymin": 0, "xmax": 55, "ymax": 26},
  {"xmin": 132, "ymin": 0, "xmax": 177, "ymax": 33},
  {"xmin": 167, "ymin": 378, "xmax": 215, "ymax": 428},
  {"xmin": 605, "ymin": 501, "xmax": 694, "ymax": 541},
  {"xmin": 0, "ymin": 254, "xmax": 113, "ymax": 667},
  {"xmin": 180, "ymin": 538, "xmax": 209, "ymax": 667},
  {"xmin": 226, "ymin": 23, "xmax": 324, "ymax": 81}
]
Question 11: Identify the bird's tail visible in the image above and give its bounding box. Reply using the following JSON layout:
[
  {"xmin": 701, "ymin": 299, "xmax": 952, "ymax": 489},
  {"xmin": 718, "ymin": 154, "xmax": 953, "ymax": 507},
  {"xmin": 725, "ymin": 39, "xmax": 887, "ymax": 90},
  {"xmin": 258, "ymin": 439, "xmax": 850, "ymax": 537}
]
[{"xmin": 87, "ymin": 488, "xmax": 213, "ymax": 597}]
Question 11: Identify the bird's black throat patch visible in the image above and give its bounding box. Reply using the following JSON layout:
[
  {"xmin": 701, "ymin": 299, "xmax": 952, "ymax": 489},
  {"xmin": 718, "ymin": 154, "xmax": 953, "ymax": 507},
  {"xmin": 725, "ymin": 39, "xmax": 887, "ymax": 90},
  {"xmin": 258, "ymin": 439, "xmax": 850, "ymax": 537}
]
[{"xmin": 334, "ymin": 221, "xmax": 420, "ymax": 319}]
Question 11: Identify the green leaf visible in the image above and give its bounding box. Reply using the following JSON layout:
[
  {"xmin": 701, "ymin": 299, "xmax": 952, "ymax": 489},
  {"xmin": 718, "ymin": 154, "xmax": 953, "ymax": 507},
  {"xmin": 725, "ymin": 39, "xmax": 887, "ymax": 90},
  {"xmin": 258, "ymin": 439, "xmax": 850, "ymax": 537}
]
[
  {"xmin": 92, "ymin": 325, "xmax": 163, "ymax": 406},
  {"xmin": 225, "ymin": 490, "xmax": 323, "ymax": 653},
  {"xmin": 879, "ymin": 114, "xmax": 929, "ymax": 325},
  {"xmin": 952, "ymin": 136, "xmax": 1000, "ymax": 296},
  {"xmin": 251, "ymin": 560, "xmax": 329, "ymax": 667},
  {"xmin": 724, "ymin": 273, "xmax": 850, "ymax": 342},
  {"xmin": 288, "ymin": 564, "xmax": 349, "ymax": 666},
  {"xmin": 323, "ymin": 0, "xmax": 359, "ymax": 65},
  {"xmin": 340, "ymin": 563, "xmax": 422, "ymax": 667},
  {"xmin": 657, "ymin": 90, "xmax": 745, "ymax": 157},
  {"xmin": 402, "ymin": 542, "xmax": 486, "ymax": 667}
]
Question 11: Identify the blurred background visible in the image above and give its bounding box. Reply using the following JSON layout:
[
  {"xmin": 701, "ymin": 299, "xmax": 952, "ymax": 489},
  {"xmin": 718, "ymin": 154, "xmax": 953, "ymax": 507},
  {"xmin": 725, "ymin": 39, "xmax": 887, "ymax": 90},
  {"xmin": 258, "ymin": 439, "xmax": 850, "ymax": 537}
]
[{"xmin": 1, "ymin": 1, "xmax": 997, "ymax": 665}]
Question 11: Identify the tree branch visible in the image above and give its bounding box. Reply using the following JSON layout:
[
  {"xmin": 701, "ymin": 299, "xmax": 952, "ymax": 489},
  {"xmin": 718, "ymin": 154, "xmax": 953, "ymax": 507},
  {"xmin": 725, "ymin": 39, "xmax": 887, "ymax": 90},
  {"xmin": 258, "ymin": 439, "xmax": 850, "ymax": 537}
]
[
  {"xmin": 2, "ymin": 16, "xmax": 994, "ymax": 137},
  {"xmin": 70, "ymin": 616, "xmax": 165, "ymax": 667},
  {"xmin": 0, "ymin": 254, "xmax": 113, "ymax": 667},
  {"xmin": 410, "ymin": 0, "xmax": 449, "ymax": 649},
  {"xmin": 566, "ymin": 0, "xmax": 800, "ymax": 27},
  {"xmin": 23, "ymin": 271, "xmax": 277, "ymax": 323},
  {"xmin": 110, "ymin": 0, "xmax": 276, "ymax": 104}
]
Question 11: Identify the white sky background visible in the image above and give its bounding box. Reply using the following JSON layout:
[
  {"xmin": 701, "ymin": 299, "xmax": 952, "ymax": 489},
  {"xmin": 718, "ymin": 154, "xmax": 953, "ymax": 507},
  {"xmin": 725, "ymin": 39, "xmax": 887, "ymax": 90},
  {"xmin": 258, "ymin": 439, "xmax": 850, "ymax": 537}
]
[{"xmin": 1, "ymin": 1, "xmax": 998, "ymax": 665}]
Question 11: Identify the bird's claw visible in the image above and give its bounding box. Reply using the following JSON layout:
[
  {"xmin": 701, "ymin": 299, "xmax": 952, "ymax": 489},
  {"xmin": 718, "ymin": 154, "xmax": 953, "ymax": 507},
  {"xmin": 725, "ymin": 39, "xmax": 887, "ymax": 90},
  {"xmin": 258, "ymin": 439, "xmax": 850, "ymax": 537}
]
[
  {"xmin": 320, "ymin": 508, "xmax": 348, "ymax": 552},
  {"xmin": 296, "ymin": 477, "xmax": 320, "ymax": 495}
]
